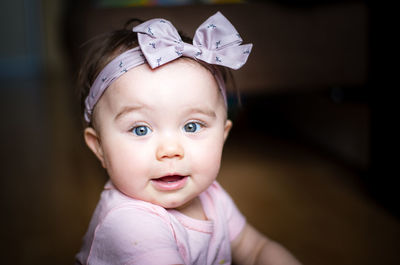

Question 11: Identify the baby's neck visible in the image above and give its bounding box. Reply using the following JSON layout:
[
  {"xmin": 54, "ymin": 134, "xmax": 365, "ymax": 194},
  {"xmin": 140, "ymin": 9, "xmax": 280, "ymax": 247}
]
[{"xmin": 176, "ymin": 197, "xmax": 207, "ymax": 220}]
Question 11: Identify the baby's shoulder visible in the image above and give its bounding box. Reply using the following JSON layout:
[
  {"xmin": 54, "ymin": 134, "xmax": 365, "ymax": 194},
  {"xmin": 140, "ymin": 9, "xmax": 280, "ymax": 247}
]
[
  {"xmin": 80, "ymin": 187, "xmax": 183, "ymax": 265},
  {"xmin": 96, "ymin": 186, "xmax": 170, "ymax": 224}
]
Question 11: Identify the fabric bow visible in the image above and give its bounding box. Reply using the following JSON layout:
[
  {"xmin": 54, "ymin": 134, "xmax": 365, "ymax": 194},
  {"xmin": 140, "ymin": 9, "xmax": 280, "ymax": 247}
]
[{"xmin": 132, "ymin": 11, "xmax": 252, "ymax": 70}]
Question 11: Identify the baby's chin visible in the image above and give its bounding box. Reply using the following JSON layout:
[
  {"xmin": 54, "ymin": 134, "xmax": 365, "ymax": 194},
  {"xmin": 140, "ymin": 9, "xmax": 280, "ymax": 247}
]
[
  {"xmin": 122, "ymin": 190, "xmax": 196, "ymax": 210},
  {"xmin": 151, "ymin": 196, "xmax": 195, "ymax": 210}
]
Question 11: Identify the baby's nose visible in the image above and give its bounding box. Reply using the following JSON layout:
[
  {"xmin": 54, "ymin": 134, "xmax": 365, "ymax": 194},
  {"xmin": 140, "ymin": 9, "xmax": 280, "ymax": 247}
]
[{"xmin": 156, "ymin": 137, "xmax": 184, "ymax": 161}]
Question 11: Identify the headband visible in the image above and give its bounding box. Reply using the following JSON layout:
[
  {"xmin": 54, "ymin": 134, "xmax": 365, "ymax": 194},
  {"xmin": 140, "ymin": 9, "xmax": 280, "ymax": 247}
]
[{"xmin": 84, "ymin": 11, "xmax": 253, "ymax": 123}]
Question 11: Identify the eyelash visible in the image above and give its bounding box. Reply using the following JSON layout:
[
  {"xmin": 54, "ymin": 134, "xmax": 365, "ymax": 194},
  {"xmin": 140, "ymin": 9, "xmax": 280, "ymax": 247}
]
[
  {"xmin": 183, "ymin": 120, "xmax": 207, "ymax": 133},
  {"xmin": 129, "ymin": 123, "xmax": 152, "ymax": 136}
]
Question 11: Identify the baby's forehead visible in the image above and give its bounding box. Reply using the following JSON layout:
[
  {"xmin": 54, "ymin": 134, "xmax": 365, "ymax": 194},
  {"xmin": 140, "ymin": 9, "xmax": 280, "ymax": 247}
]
[{"xmin": 109, "ymin": 59, "xmax": 223, "ymax": 100}]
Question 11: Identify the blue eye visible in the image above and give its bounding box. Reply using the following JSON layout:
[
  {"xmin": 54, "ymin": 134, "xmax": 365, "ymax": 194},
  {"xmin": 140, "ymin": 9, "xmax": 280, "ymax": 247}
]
[
  {"xmin": 131, "ymin": 125, "xmax": 151, "ymax": 136},
  {"xmin": 183, "ymin": 122, "xmax": 202, "ymax": 133}
]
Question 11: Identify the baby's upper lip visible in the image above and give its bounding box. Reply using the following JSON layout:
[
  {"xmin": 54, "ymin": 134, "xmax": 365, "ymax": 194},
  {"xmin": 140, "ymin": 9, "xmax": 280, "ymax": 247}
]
[{"xmin": 152, "ymin": 173, "xmax": 188, "ymax": 180}]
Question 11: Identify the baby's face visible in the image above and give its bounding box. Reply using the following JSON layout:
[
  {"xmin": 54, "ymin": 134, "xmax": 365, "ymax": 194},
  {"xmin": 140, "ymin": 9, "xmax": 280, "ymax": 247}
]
[{"xmin": 86, "ymin": 59, "xmax": 231, "ymax": 210}]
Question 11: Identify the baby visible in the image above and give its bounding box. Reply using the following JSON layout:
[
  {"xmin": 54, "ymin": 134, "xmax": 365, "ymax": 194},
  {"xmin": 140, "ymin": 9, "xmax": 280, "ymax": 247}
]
[{"xmin": 75, "ymin": 12, "xmax": 301, "ymax": 265}]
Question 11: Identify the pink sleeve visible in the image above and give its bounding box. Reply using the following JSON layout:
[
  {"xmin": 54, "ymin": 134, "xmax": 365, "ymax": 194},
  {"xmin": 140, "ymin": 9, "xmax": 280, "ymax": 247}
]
[
  {"xmin": 86, "ymin": 207, "xmax": 184, "ymax": 265},
  {"xmin": 213, "ymin": 182, "xmax": 246, "ymax": 241}
]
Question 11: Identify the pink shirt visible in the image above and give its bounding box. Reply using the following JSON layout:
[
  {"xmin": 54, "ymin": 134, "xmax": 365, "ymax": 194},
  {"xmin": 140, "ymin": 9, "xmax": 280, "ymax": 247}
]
[{"xmin": 76, "ymin": 181, "xmax": 245, "ymax": 265}]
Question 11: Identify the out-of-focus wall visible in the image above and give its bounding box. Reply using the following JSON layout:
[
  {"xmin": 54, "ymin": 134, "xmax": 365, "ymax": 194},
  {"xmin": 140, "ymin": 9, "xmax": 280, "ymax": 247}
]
[
  {"xmin": 67, "ymin": 2, "xmax": 368, "ymax": 93},
  {"xmin": 0, "ymin": 0, "xmax": 43, "ymax": 79}
]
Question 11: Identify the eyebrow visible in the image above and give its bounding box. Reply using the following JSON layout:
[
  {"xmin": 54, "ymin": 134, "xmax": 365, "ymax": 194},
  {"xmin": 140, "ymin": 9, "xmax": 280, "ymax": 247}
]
[
  {"xmin": 114, "ymin": 105, "xmax": 216, "ymax": 121},
  {"xmin": 114, "ymin": 105, "xmax": 144, "ymax": 121},
  {"xmin": 185, "ymin": 107, "xmax": 216, "ymax": 118}
]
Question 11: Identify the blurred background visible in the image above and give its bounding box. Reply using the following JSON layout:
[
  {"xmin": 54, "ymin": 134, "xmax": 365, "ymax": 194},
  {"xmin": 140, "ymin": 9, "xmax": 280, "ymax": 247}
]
[{"xmin": 0, "ymin": 0, "xmax": 398, "ymax": 264}]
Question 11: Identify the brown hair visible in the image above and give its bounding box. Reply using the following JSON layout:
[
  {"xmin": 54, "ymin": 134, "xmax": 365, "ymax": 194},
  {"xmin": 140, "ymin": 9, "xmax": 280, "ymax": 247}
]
[{"xmin": 77, "ymin": 18, "xmax": 235, "ymax": 127}]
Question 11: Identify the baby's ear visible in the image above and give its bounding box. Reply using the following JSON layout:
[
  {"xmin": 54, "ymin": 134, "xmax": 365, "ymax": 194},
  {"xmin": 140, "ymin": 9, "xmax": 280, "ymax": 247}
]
[
  {"xmin": 223, "ymin": 119, "xmax": 233, "ymax": 142},
  {"xmin": 84, "ymin": 127, "xmax": 106, "ymax": 168}
]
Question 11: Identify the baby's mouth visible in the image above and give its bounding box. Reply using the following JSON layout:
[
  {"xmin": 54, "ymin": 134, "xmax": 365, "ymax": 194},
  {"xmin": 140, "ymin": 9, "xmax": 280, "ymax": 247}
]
[
  {"xmin": 151, "ymin": 174, "xmax": 188, "ymax": 191},
  {"xmin": 153, "ymin": 175, "xmax": 186, "ymax": 183}
]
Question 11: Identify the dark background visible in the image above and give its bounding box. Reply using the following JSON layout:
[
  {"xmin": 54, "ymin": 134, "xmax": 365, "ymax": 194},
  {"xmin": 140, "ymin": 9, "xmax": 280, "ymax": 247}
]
[{"xmin": 1, "ymin": 0, "xmax": 398, "ymax": 264}]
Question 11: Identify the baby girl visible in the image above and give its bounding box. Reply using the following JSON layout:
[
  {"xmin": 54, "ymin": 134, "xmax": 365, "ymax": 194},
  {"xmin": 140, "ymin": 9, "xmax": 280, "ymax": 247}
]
[{"xmin": 75, "ymin": 11, "xmax": 301, "ymax": 265}]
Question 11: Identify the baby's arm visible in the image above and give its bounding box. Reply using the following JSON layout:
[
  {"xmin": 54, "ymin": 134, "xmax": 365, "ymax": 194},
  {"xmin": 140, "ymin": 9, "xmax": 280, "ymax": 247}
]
[{"xmin": 231, "ymin": 223, "xmax": 302, "ymax": 265}]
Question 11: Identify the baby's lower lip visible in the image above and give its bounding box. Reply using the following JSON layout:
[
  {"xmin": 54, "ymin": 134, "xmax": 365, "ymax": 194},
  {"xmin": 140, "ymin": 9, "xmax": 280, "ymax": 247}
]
[{"xmin": 151, "ymin": 175, "xmax": 188, "ymax": 191}]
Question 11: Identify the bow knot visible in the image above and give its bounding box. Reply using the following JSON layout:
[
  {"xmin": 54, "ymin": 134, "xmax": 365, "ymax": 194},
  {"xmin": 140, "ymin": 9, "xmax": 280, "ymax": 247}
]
[{"xmin": 132, "ymin": 11, "xmax": 252, "ymax": 70}]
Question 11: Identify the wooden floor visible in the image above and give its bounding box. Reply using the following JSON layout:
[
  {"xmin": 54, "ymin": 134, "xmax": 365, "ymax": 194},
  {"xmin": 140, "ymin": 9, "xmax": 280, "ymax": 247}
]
[{"xmin": 1, "ymin": 77, "xmax": 399, "ymax": 265}]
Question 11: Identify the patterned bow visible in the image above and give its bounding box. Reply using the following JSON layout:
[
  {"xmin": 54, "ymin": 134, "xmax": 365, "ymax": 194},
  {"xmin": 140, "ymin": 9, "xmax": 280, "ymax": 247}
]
[{"xmin": 132, "ymin": 11, "xmax": 252, "ymax": 70}]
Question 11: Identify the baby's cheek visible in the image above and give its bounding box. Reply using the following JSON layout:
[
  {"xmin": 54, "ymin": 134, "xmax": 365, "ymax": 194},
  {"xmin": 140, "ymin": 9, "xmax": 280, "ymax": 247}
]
[
  {"xmin": 106, "ymin": 152, "xmax": 151, "ymax": 198},
  {"xmin": 193, "ymin": 142, "xmax": 223, "ymax": 174},
  {"xmin": 105, "ymin": 143, "xmax": 151, "ymax": 177}
]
